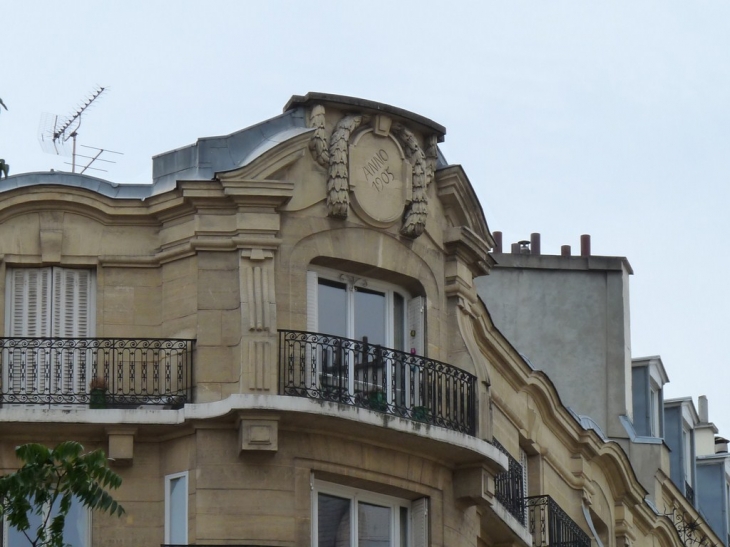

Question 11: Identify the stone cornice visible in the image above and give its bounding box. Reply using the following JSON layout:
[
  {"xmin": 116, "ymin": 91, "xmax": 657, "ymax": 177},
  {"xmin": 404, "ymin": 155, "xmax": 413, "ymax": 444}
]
[{"xmin": 444, "ymin": 226, "xmax": 495, "ymax": 276}]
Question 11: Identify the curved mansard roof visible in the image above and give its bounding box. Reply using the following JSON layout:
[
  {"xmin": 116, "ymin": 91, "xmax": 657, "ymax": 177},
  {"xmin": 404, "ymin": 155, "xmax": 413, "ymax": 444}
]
[{"xmin": 2, "ymin": 93, "xmax": 449, "ymax": 200}]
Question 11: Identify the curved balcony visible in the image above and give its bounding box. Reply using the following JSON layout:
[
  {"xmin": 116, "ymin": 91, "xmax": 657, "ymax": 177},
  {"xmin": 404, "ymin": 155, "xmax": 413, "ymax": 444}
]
[
  {"xmin": 0, "ymin": 337, "xmax": 194, "ymax": 407},
  {"xmin": 278, "ymin": 330, "xmax": 477, "ymax": 435},
  {"xmin": 493, "ymin": 438, "xmax": 526, "ymax": 525},
  {"xmin": 526, "ymin": 495, "xmax": 591, "ymax": 547}
]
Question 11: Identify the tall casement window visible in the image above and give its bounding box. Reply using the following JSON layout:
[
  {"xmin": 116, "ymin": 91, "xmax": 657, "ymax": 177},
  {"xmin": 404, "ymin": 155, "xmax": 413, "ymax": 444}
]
[
  {"xmin": 4, "ymin": 268, "xmax": 95, "ymax": 397},
  {"xmin": 312, "ymin": 479, "xmax": 428, "ymax": 547},
  {"xmin": 165, "ymin": 471, "xmax": 188, "ymax": 545},
  {"xmin": 307, "ymin": 269, "xmax": 423, "ymax": 354},
  {"xmin": 306, "ymin": 269, "xmax": 425, "ymax": 405},
  {"xmin": 4, "ymin": 496, "xmax": 90, "ymax": 546}
]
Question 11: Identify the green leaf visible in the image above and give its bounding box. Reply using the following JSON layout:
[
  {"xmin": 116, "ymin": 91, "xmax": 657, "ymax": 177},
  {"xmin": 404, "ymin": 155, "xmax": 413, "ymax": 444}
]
[{"xmin": 1, "ymin": 442, "xmax": 125, "ymax": 546}]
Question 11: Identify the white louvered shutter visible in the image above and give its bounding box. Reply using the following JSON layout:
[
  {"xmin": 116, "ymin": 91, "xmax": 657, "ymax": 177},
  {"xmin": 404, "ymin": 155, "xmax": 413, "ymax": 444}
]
[
  {"xmin": 411, "ymin": 498, "xmax": 428, "ymax": 547},
  {"xmin": 52, "ymin": 268, "xmax": 93, "ymax": 394},
  {"xmin": 7, "ymin": 269, "xmax": 52, "ymax": 395},
  {"xmin": 407, "ymin": 296, "xmax": 424, "ymax": 356},
  {"xmin": 52, "ymin": 268, "xmax": 92, "ymax": 338},
  {"xmin": 520, "ymin": 448, "xmax": 529, "ymax": 500},
  {"xmin": 307, "ymin": 271, "xmax": 318, "ymax": 333},
  {"xmin": 10, "ymin": 268, "xmax": 52, "ymax": 337}
]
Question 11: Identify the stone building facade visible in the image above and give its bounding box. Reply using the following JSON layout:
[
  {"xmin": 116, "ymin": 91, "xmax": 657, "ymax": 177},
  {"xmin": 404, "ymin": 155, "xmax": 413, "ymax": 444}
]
[{"xmin": 0, "ymin": 93, "xmax": 717, "ymax": 547}]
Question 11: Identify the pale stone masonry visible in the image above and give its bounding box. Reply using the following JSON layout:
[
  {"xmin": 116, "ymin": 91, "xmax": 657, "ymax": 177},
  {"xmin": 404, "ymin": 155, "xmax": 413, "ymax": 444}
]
[{"xmin": 0, "ymin": 94, "xmax": 718, "ymax": 547}]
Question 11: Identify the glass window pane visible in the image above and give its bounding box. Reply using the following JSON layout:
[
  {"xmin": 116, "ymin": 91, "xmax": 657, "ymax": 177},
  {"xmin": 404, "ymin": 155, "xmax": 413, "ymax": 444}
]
[
  {"xmin": 6, "ymin": 496, "xmax": 88, "ymax": 547},
  {"xmin": 319, "ymin": 280, "xmax": 349, "ymax": 338},
  {"xmin": 393, "ymin": 293, "xmax": 405, "ymax": 352},
  {"xmin": 400, "ymin": 506, "xmax": 408, "ymax": 547},
  {"xmin": 354, "ymin": 289, "xmax": 386, "ymax": 346},
  {"xmin": 358, "ymin": 501, "xmax": 391, "ymax": 547},
  {"xmin": 169, "ymin": 476, "xmax": 187, "ymax": 544},
  {"xmin": 318, "ymin": 493, "xmax": 351, "ymax": 547},
  {"xmin": 6, "ymin": 507, "xmax": 42, "ymax": 546},
  {"xmin": 59, "ymin": 497, "xmax": 88, "ymax": 547}
]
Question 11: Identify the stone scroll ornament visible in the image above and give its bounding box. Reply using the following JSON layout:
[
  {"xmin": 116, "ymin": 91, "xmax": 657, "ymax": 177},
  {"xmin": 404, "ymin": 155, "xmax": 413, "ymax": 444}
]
[{"xmin": 307, "ymin": 106, "xmax": 436, "ymax": 236}]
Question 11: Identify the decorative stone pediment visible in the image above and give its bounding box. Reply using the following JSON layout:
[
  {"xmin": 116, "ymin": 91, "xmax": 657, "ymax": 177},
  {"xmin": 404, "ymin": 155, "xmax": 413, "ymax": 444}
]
[{"xmin": 304, "ymin": 102, "xmax": 441, "ymax": 239}]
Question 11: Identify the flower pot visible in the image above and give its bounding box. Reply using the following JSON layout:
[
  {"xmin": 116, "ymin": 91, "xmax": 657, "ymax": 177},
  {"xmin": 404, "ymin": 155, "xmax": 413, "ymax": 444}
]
[{"xmin": 89, "ymin": 388, "xmax": 107, "ymax": 409}]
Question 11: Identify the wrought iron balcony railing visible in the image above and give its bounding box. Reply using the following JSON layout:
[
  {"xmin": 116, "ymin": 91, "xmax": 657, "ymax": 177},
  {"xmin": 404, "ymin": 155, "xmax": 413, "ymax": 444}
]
[
  {"xmin": 0, "ymin": 337, "xmax": 194, "ymax": 407},
  {"xmin": 278, "ymin": 330, "xmax": 477, "ymax": 435},
  {"xmin": 493, "ymin": 439, "xmax": 526, "ymax": 525},
  {"xmin": 526, "ymin": 495, "xmax": 591, "ymax": 547}
]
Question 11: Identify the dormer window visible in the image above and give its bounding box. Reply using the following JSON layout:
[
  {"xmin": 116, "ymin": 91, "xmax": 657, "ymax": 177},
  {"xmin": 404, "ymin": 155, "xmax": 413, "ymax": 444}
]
[{"xmin": 632, "ymin": 357, "xmax": 667, "ymax": 438}]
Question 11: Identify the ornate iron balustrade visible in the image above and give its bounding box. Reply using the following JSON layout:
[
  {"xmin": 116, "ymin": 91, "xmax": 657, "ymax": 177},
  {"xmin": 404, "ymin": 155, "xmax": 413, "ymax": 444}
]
[
  {"xmin": 0, "ymin": 338, "xmax": 194, "ymax": 407},
  {"xmin": 526, "ymin": 495, "xmax": 591, "ymax": 547},
  {"xmin": 685, "ymin": 481, "xmax": 695, "ymax": 506},
  {"xmin": 493, "ymin": 439, "xmax": 526, "ymax": 525},
  {"xmin": 278, "ymin": 330, "xmax": 477, "ymax": 435},
  {"xmin": 662, "ymin": 503, "xmax": 717, "ymax": 547}
]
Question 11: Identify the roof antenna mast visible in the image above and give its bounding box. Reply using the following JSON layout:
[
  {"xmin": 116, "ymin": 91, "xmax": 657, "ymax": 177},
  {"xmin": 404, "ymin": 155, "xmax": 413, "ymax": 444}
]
[{"xmin": 38, "ymin": 86, "xmax": 122, "ymax": 174}]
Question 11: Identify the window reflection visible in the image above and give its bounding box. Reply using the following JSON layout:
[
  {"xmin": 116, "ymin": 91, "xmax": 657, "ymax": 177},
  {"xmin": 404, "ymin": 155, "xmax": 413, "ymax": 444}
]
[
  {"xmin": 358, "ymin": 502, "xmax": 391, "ymax": 547},
  {"xmin": 318, "ymin": 493, "xmax": 351, "ymax": 547}
]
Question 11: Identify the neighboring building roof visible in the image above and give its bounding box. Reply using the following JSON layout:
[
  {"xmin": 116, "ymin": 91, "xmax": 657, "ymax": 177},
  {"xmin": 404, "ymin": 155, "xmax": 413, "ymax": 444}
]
[
  {"xmin": 632, "ymin": 355, "xmax": 670, "ymax": 387},
  {"xmin": 490, "ymin": 252, "xmax": 634, "ymax": 274},
  {"xmin": 1, "ymin": 107, "xmax": 311, "ymax": 200}
]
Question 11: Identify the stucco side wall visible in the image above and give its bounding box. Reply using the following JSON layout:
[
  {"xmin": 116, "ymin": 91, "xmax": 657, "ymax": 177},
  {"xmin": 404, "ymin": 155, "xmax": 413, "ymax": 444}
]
[{"xmin": 477, "ymin": 266, "xmax": 631, "ymax": 438}]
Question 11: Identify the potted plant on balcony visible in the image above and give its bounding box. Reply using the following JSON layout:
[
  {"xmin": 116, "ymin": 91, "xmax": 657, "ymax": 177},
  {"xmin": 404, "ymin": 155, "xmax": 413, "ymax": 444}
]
[
  {"xmin": 412, "ymin": 405, "xmax": 431, "ymax": 423},
  {"xmin": 368, "ymin": 389, "xmax": 388, "ymax": 412},
  {"xmin": 89, "ymin": 377, "xmax": 108, "ymax": 409}
]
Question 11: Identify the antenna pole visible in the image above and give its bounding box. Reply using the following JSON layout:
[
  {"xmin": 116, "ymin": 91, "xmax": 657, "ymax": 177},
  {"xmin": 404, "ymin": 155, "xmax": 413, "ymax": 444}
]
[{"xmin": 71, "ymin": 133, "xmax": 77, "ymax": 173}]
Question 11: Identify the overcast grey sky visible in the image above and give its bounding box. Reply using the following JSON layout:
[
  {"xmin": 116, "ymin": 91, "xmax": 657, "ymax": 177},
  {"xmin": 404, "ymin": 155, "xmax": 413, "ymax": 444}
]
[{"xmin": 2, "ymin": 1, "xmax": 730, "ymax": 432}]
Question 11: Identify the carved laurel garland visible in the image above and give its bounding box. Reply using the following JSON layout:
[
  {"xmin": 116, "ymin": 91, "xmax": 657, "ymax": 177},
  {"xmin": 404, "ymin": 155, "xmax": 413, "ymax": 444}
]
[
  {"xmin": 393, "ymin": 123, "xmax": 433, "ymax": 238},
  {"xmin": 425, "ymin": 134, "xmax": 439, "ymax": 187},
  {"xmin": 309, "ymin": 107, "xmax": 437, "ymax": 235},
  {"xmin": 307, "ymin": 105, "xmax": 329, "ymax": 167},
  {"xmin": 326, "ymin": 114, "xmax": 365, "ymax": 218}
]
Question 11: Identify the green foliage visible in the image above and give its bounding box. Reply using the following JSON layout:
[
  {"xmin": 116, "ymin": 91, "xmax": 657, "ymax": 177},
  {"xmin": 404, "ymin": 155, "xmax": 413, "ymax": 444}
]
[{"xmin": 0, "ymin": 441, "xmax": 124, "ymax": 547}]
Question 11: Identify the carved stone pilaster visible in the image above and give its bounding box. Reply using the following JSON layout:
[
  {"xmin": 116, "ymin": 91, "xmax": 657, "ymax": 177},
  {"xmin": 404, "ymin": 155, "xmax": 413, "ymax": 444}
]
[
  {"xmin": 241, "ymin": 249, "xmax": 276, "ymax": 332},
  {"xmin": 244, "ymin": 339, "xmax": 274, "ymax": 391},
  {"xmin": 240, "ymin": 248, "xmax": 277, "ymax": 392}
]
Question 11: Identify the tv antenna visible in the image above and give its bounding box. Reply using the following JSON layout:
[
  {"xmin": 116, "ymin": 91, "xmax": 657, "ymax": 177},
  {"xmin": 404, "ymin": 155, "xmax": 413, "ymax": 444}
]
[{"xmin": 38, "ymin": 86, "xmax": 122, "ymax": 173}]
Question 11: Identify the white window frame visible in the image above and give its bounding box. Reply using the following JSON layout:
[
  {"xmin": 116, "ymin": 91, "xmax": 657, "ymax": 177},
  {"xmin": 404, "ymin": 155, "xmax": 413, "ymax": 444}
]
[
  {"xmin": 312, "ymin": 478, "xmax": 427, "ymax": 547},
  {"xmin": 649, "ymin": 380, "xmax": 661, "ymax": 437},
  {"xmin": 307, "ymin": 268, "xmax": 426, "ymax": 407},
  {"xmin": 683, "ymin": 425, "xmax": 693, "ymax": 486},
  {"xmin": 165, "ymin": 471, "xmax": 188, "ymax": 545},
  {"xmin": 308, "ymin": 267, "xmax": 413, "ymax": 350},
  {"xmin": 3, "ymin": 496, "xmax": 90, "ymax": 547},
  {"xmin": 726, "ymin": 480, "xmax": 730, "ymax": 533}
]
